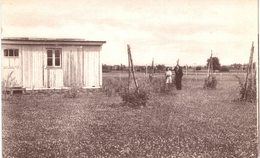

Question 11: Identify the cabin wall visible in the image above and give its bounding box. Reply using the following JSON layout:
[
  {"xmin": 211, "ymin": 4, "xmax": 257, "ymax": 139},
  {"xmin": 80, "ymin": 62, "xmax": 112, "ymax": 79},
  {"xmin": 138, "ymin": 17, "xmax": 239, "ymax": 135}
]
[
  {"xmin": 63, "ymin": 45, "xmax": 101, "ymax": 88},
  {"xmin": 23, "ymin": 46, "xmax": 45, "ymax": 89},
  {"xmin": 63, "ymin": 46, "xmax": 84, "ymax": 87},
  {"xmin": 2, "ymin": 45, "xmax": 23, "ymax": 87},
  {"xmin": 83, "ymin": 46, "xmax": 101, "ymax": 88},
  {"xmin": 21, "ymin": 45, "xmax": 63, "ymax": 89},
  {"xmin": 2, "ymin": 44, "xmax": 102, "ymax": 89}
]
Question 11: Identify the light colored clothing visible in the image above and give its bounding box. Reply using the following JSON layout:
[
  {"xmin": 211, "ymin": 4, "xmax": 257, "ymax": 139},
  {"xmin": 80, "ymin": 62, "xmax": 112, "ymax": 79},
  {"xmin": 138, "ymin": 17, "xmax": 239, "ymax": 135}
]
[{"xmin": 165, "ymin": 70, "xmax": 172, "ymax": 83}]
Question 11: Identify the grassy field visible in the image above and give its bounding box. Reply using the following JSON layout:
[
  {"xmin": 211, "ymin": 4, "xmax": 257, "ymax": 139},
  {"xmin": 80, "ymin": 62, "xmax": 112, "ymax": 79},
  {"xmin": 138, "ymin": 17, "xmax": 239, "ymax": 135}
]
[{"xmin": 2, "ymin": 72, "xmax": 257, "ymax": 157}]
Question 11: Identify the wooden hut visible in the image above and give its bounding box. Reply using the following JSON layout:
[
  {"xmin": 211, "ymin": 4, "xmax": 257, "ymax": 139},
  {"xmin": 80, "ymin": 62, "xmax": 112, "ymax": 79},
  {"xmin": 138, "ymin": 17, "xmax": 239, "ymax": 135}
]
[{"xmin": 1, "ymin": 37, "xmax": 106, "ymax": 90}]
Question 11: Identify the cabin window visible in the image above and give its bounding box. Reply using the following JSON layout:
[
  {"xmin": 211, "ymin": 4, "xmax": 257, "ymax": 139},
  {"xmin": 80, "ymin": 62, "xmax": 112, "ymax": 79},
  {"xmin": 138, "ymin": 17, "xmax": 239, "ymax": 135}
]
[
  {"xmin": 46, "ymin": 49, "xmax": 62, "ymax": 67},
  {"xmin": 3, "ymin": 49, "xmax": 20, "ymax": 68},
  {"xmin": 4, "ymin": 49, "xmax": 19, "ymax": 57}
]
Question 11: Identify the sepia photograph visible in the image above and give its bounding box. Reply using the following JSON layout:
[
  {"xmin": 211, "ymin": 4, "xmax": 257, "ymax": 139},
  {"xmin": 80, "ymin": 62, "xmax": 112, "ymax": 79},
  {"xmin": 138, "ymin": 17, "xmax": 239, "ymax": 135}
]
[{"xmin": 1, "ymin": 0, "xmax": 259, "ymax": 157}]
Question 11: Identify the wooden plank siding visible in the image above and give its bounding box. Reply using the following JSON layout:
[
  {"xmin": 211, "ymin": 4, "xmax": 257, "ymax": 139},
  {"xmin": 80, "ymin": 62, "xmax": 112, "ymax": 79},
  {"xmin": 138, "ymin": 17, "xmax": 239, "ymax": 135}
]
[
  {"xmin": 32, "ymin": 46, "xmax": 44, "ymax": 88},
  {"xmin": 23, "ymin": 46, "xmax": 31, "ymax": 88},
  {"xmin": 83, "ymin": 46, "xmax": 101, "ymax": 88},
  {"xmin": 2, "ymin": 38, "xmax": 105, "ymax": 89},
  {"xmin": 22, "ymin": 45, "xmax": 45, "ymax": 89},
  {"xmin": 6, "ymin": 45, "xmax": 64, "ymax": 89},
  {"xmin": 2, "ymin": 45, "xmax": 23, "ymax": 87},
  {"xmin": 63, "ymin": 46, "xmax": 83, "ymax": 87},
  {"xmin": 63, "ymin": 46, "xmax": 101, "ymax": 88}
]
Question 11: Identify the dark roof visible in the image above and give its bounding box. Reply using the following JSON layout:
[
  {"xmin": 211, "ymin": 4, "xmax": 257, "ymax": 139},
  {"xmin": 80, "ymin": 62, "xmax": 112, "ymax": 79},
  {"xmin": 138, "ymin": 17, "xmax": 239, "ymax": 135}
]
[{"xmin": 1, "ymin": 37, "xmax": 106, "ymax": 46}]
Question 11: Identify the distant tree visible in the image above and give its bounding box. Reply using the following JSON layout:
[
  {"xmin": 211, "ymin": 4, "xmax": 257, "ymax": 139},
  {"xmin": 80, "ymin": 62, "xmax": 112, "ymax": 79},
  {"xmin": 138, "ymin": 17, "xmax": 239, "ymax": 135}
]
[
  {"xmin": 102, "ymin": 64, "xmax": 112, "ymax": 72},
  {"xmin": 207, "ymin": 57, "xmax": 221, "ymax": 72},
  {"xmin": 196, "ymin": 66, "xmax": 202, "ymax": 71},
  {"xmin": 231, "ymin": 63, "xmax": 242, "ymax": 70},
  {"xmin": 156, "ymin": 64, "xmax": 166, "ymax": 72}
]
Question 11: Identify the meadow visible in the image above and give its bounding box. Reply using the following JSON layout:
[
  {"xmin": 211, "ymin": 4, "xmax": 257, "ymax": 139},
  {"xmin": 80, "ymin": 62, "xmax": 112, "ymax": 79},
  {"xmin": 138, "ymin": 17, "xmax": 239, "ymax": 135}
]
[{"xmin": 2, "ymin": 72, "xmax": 257, "ymax": 157}]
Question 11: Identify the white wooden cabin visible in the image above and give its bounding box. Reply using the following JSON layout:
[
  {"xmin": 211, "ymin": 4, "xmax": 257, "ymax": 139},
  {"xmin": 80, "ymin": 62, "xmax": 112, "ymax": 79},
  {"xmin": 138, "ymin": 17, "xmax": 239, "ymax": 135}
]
[{"xmin": 1, "ymin": 37, "xmax": 106, "ymax": 90}]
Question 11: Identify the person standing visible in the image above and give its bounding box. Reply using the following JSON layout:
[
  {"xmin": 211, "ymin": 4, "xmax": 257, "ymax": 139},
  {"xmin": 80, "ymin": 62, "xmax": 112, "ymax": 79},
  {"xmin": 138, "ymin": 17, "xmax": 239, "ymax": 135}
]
[
  {"xmin": 174, "ymin": 65, "xmax": 183, "ymax": 90},
  {"xmin": 165, "ymin": 67, "xmax": 172, "ymax": 91}
]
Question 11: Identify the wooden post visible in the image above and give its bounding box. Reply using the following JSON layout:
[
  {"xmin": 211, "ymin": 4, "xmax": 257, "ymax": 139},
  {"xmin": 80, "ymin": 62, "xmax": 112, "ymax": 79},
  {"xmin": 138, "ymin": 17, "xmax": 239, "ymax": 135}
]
[
  {"xmin": 185, "ymin": 64, "xmax": 188, "ymax": 76},
  {"xmin": 145, "ymin": 64, "xmax": 147, "ymax": 75},
  {"xmin": 196, "ymin": 71, "xmax": 198, "ymax": 81},
  {"xmin": 152, "ymin": 58, "xmax": 154, "ymax": 75},
  {"xmin": 127, "ymin": 46, "xmax": 131, "ymax": 92},
  {"xmin": 242, "ymin": 42, "xmax": 254, "ymax": 100},
  {"xmin": 193, "ymin": 63, "xmax": 197, "ymax": 81},
  {"xmin": 120, "ymin": 64, "xmax": 122, "ymax": 81},
  {"xmin": 127, "ymin": 44, "xmax": 139, "ymax": 93},
  {"xmin": 149, "ymin": 58, "xmax": 155, "ymax": 81},
  {"xmin": 207, "ymin": 51, "xmax": 213, "ymax": 78}
]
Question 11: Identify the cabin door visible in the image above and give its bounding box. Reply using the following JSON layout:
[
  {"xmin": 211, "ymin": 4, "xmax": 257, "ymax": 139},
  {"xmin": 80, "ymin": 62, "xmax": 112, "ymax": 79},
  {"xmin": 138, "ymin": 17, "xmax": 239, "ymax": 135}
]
[
  {"xmin": 2, "ymin": 48, "xmax": 22, "ymax": 87},
  {"xmin": 45, "ymin": 48, "xmax": 63, "ymax": 88}
]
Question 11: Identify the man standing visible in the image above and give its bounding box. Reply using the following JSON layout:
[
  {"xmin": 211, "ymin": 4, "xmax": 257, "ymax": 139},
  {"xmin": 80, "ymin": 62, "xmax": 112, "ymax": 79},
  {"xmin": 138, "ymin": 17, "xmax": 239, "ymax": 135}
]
[{"xmin": 174, "ymin": 65, "xmax": 183, "ymax": 90}]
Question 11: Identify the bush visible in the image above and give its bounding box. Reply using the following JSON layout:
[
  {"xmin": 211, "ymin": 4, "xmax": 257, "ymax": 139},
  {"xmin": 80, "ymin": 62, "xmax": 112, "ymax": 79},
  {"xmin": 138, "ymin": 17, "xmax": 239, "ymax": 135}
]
[
  {"xmin": 102, "ymin": 76, "xmax": 174, "ymax": 107},
  {"xmin": 149, "ymin": 77, "xmax": 167, "ymax": 93},
  {"xmin": 102, "ymin": 77, "xmax": 151, "ymax": 108},
  {"xmin": 63, "ymin": 84, "xmax": 81, "ymax": 98},
  {"xmin": 2, "ymin": 71, "xmax": 19, "ymax": 99},
  {"xmin": 120, "ymin": 89, "xmax": 149, "ymax": 108},
  {"xmin": 234, "ymin": 75, "xmax": 256, "ymax": 102},
  {"xmin": 203, "ymin": 75, "xmax": 217, "ymax": 89}
]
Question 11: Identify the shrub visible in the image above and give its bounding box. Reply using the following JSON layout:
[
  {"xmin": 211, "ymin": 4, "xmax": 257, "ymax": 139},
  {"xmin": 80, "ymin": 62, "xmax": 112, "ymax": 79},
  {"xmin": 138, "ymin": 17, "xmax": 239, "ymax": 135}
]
[
  {"xmin": 203, "ymin": 75, "xmax": 217, "ymax": 89},
  {"xmin": 103, "ymin": 77, "xmax": 150, "ymax": 108},
  {"xmin": 120, "ymin": 89, "xmax": 149, "ymax": 108},
  {"xmin": 149, "ymin": 77, "xmax": 163, "ymax": 92},
  {"xmin": 63, "ymin": 84, "xmax": 81, "ymax": 98},
  {"xmin": 234, "ymin": 75, "xmax": 256, "ymax": 102},
  {"xmin": 102, "ymin": 75, "xmax": 173, "ymax": 107},
  {"xmin": 2, "ymin": 71, "xmax": 19, "ymax": 98}
]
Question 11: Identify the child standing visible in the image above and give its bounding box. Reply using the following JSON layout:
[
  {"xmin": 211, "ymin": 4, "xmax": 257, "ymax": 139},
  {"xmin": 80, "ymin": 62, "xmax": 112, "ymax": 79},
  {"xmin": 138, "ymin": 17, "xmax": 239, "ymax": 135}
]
[{"xmin": 165, "ymin": 67, "xmax": 172, "ymax": 91}]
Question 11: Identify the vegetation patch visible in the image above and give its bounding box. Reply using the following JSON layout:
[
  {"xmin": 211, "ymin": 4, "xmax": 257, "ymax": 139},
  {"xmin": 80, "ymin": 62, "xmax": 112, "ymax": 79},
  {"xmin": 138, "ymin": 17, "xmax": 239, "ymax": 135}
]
[
  {"xmin": 102, "ymin": 77, "xmax": 126, "ymax": 96},
  {"xmin": 203, "ymin": 75, "xmax": 217, "ymax": 89},
  {"xmin": 63, "ymin": 84, "xmax": 81, "ymax": 98},
  {"xmin": 120, "ymin": 89, "xmax": 149, "ymax": 108},
  {"xmin": 234, "ymin": 75, "xmax": 256, "ymax": 102},
  {"xmin": 3, "ymin": 73, "xmax": 256, "ymax": 157}
]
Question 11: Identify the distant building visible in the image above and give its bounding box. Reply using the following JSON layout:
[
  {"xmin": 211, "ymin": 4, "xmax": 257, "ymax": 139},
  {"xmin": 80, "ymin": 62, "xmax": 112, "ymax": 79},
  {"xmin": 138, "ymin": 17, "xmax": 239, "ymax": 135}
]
[{"xmin": 2, "ymin": 37, "xmax": 106, "ymax": 90}]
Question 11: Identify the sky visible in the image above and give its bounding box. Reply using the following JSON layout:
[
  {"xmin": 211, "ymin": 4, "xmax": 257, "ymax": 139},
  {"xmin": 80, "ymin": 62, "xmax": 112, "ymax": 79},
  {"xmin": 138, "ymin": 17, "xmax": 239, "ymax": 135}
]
[{"xmin": 1, "ymin": 0, "xmax": 258, "ymax": 66}]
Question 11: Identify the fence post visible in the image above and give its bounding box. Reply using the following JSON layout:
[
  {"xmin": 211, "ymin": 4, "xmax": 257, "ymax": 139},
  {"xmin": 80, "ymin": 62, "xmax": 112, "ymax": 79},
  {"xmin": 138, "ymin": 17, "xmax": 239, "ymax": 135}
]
[{"xmin": 127, "ymin": 44, "xmax": 139, "ymax": 93}]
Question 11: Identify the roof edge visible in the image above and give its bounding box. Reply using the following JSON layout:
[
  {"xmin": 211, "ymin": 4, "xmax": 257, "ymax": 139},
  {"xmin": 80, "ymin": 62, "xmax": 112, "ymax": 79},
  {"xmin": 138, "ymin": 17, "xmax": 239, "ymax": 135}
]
[{"xmin": 1, "ymin": 37, "xmax": 106, "ymax": 44}]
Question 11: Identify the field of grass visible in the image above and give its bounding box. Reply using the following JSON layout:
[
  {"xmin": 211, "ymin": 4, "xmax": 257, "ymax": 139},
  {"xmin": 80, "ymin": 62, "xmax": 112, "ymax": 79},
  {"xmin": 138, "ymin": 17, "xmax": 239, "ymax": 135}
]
[{"xmin": 2, "ymin": 72, "xmax": 257, "ymax": 157}]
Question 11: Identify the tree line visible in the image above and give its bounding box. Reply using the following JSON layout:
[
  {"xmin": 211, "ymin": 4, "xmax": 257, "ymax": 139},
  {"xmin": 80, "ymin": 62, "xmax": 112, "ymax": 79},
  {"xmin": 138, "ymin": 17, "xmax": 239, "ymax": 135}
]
[{"xmin": 103, "ymin": 57, "xmax": 255, "ymax": 73}]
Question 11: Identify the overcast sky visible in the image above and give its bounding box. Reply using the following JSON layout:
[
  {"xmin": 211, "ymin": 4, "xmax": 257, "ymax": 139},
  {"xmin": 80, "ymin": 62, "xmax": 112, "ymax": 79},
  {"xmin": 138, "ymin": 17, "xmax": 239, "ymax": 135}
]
[{"xmin": 1, "ymin": 0, "xmax": 258, "ymax": 66}]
